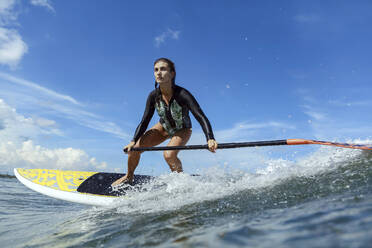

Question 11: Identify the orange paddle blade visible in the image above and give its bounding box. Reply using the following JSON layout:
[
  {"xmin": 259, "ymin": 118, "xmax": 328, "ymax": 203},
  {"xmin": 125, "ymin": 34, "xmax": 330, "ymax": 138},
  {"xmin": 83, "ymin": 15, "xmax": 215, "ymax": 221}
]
[{"xmin": 287, "ymin": 139, "xmax": 372, "ymax": 150}]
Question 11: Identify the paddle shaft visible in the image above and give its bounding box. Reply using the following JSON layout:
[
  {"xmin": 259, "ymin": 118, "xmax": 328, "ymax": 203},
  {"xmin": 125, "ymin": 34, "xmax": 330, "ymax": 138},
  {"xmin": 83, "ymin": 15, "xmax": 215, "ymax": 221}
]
[
  {"xmin": 126, "ymin": 140, "xmax": 287, "ymax": 152},
  {"xmin": 124, "ymin": 139, "xmax": 372, "ymax": 152}
]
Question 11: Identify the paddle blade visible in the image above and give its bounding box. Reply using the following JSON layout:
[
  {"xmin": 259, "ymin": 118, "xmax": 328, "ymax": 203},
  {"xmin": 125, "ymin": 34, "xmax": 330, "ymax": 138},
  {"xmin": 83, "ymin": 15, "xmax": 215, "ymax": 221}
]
[{"xmin": 286, "ymin": 139, "xmax": 372, "ymax": 150}]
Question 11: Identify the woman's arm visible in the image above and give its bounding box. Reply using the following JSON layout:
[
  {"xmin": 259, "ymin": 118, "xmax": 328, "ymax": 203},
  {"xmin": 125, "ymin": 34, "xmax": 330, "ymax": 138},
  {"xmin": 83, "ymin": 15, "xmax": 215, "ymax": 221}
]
[
  {"xmin": 132, "ymin": 91, "xmax": 156, "ymax": 143},
  {"xmin": 182, "ymin": 89, "xmax": 215, "ymax": 141}
]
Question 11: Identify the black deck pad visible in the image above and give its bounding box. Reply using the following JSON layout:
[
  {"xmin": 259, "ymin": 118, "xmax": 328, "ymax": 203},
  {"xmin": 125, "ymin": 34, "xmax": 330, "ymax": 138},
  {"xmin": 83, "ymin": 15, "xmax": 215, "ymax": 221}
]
[{"xmin": 77, "ymin": 173, "xmax": 154, "ymax": 196}]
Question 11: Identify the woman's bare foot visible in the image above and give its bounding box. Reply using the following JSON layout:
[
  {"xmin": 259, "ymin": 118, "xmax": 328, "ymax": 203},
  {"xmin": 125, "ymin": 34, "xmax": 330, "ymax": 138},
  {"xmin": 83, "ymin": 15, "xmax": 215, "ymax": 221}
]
[{"xmin": 111, "ymin": 174, "xmax": 133, "ymax": 187}]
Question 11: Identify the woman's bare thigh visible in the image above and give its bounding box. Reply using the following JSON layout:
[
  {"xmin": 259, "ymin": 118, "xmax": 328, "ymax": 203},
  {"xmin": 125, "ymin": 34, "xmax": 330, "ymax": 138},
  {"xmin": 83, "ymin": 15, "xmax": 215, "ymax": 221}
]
[
  {"xmin": 135, "ymin": 122, "xmax": 169, "ymax": 149},
  {"xmin": 165, "ymin": 128, "xmax": 192, "ymax": 156}
]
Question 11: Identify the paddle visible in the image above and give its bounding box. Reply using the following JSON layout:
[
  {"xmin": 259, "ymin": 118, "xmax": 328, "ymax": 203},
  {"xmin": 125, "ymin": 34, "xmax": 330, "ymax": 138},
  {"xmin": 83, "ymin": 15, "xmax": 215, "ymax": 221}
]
[{"xmin": 124, "ymin": 139, "xmax": 372, "ymax": 152}]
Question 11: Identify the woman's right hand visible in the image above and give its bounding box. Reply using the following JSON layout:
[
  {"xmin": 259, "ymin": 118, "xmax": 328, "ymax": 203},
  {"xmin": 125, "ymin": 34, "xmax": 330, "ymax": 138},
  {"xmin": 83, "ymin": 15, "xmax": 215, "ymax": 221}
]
[
  {"xmin": 207, "ymin": 139, "xmax": 218, "ymax": 153},
  {"xmin": 123, "ymin": 141, "xmax": 136, "ymax": 153}
]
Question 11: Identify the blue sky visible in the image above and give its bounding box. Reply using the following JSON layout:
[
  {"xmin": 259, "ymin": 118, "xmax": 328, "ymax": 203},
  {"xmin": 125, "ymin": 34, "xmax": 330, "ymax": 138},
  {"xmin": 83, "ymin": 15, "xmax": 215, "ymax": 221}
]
[{"xmin": 0, "ymin": 0, "xmax": 371, "ymax": 174}]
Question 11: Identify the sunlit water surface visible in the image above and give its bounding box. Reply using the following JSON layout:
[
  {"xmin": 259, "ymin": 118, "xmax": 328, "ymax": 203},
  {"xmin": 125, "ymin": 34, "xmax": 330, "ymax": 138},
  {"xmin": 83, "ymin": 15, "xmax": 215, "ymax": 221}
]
[{"xmin": 1, "ymin": 145, "xmax": 372, "ymax": 248}]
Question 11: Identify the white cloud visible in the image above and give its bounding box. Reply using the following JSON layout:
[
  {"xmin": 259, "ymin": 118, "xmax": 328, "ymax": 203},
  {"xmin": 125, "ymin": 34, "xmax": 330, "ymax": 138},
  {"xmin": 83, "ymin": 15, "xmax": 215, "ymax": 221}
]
[
  {"xmin": 0, "ymin": 1, "xmax": 25, "ymax": 68},
  {"xmin": 0, "ymin": 27, "xmax": 27, "ymax": 68},
  {"xmin": 214, "ymin": 121, "xmax": 295, "ymax": 142},
  {"xmin": 0, "ymin": 0, "xmax": 15, "ymax": 11},
  {"xmin": 0, "ymin": 140, "xmax": 107, "ymax": 172},
  {"xmin": 0, "ymin": 0, "xmax": 54, "ymax": 68},
  {"xmin": 0, "ymin": 72, "xmax": 80, "ymax": 105},
  {"xmin": 0, "ymin": 73, "xmax": 130, "ymax": 139},
  {"xmin": 294, "ymin": 14, "xmax": 321, "ymax": 23},
  {"xmin": 298, "ymin": 89, "xmax": 372, "ymax": 139},
  {"xmin": 34, "ymin": 117, "xmax": 56, "ymax": 127},
  {"xmin": 0, "ymin": 99, "xmax": 106, "ymax": 173},
  {"xmin": 0, "ymin": 98, "xmax": 61, "ymax": 140},
  {"xmin": 176, "ymin": 120, "xmax": 297, "ymax": 173},
  {"xmin": 328, "ymin": 99, "xmax": 372, "ymax": 107},
  {"xmin": 29, "ymin": 0, "xmax": 55, "ymax": 13},
  {"xmin": 304, "ymin": 110, "xmax": 326, "ymax": 121},
  {"xmin": 154, "ymin": 28, "xmax": 180, "ymax": 47},
  {"xmin": 177, "ymin": 121, "xmax": 301, "ymax": 174},
  {"xmin": 169, "ymin": 29, "xmax": 180, "ymax": 39},
  {"xmin": 0, "ymin": 0, "xmax": 17, "ymax": 25},
  {"xmin": 185, "ymin": 120, "xmax": 296, "ymax": 151}
]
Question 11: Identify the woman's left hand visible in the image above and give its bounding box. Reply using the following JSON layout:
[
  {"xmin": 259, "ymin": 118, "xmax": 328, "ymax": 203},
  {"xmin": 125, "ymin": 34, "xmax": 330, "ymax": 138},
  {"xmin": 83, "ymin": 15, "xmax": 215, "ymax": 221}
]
[{"xmin": 208, "ymin": 139, "xmax": 218, "ymax": 153}]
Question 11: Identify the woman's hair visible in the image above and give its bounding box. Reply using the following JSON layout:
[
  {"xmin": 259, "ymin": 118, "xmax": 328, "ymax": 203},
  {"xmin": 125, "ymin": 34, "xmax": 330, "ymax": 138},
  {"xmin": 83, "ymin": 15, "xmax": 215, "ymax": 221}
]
[{"xmin": 154, "ymin": 58, "xmax": 176, "ymax": 103}]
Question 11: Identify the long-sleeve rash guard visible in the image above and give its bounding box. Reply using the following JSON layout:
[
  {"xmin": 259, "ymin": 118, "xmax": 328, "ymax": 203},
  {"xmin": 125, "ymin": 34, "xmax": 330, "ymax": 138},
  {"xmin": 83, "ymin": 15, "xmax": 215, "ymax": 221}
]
[{"xmin": 132, "ymin": 85, "xmax": 215, "ymax": 143}]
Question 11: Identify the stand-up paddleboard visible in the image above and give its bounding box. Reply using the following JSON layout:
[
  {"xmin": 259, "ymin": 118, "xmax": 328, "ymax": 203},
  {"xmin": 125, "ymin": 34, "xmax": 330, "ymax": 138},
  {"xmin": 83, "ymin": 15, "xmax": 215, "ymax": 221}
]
[
  {"xmin": 14, "ymin": 168, "xmax": 153, "ymax": 206},
  {"xmin": 14, "ymin": 140, "xmax": 370, "ymax": 206}
]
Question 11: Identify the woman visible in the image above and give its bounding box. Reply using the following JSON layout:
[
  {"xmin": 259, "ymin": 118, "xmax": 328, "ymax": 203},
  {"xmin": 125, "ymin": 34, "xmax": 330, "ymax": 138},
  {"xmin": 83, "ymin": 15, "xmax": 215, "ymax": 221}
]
[{"xmin": 112, "ymin": 58, "xmax": 218, "ymax": 186}]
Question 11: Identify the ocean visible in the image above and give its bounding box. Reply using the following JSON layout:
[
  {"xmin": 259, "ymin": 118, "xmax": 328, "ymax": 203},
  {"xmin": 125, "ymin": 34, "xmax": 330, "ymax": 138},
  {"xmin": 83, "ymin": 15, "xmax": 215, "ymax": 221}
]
[{"xmin": 1, "ymin": 146, "xmax": 372, "ymax": 248}]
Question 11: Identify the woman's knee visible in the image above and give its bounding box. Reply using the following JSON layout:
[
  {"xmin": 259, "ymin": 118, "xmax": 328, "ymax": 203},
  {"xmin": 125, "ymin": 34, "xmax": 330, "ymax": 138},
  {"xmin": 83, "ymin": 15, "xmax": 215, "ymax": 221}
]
[
  {"xmin": 163, "ymin": 151, "xmax": 177, "ymax": 162},
  {"xmin": 128, "ymin": 150, "xmax": 141, "ymax": 158}
]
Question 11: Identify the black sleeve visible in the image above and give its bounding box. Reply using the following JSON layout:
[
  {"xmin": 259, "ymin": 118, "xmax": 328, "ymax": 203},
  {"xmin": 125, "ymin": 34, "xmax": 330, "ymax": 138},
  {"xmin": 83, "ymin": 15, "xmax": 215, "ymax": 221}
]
[
  {"xmin": 132, "ymin": 91, "xmax": 156, "ymax": 143},
  {"xmin": 181, "ymin": 89, "xmax": 215, "ymax": 141}
]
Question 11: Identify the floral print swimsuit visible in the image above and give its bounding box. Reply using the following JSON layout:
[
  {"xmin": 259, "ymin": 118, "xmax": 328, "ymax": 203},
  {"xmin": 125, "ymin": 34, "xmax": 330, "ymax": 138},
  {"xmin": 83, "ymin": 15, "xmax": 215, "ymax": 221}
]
[{"xmin": 132, "ymin": 85, "xmax": 214, "ymax": 142}]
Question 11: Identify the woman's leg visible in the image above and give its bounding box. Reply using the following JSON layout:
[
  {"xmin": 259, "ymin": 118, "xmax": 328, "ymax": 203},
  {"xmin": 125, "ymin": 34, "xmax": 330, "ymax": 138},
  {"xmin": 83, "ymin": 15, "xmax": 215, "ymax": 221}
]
[
  {"xmin": 112, "ymin": 122, "xmax": 168, "ymax": 186},
  {"xmin": 163, "ymin": 128, "xmax": 192, "ymax": 172}
]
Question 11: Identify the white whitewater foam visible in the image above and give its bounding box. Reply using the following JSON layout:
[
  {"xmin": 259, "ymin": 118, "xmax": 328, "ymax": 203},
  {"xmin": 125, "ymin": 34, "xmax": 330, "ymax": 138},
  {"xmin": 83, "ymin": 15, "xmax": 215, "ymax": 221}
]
[{"xmin": 103, "ymin": 141, "xmax": 370, "ymax": 214}]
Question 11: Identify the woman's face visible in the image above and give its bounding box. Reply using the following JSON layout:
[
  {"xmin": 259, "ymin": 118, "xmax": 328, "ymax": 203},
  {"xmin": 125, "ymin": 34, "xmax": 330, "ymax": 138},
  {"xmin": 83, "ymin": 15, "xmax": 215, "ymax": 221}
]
[{"xmin": 154, "ymin": 61, "xmax": 174, "ymax": 85}]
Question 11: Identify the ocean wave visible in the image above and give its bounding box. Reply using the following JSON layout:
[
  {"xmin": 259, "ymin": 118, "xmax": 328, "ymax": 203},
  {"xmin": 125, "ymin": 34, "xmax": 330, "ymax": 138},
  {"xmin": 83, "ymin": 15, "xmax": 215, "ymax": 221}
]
[{"xmin": 106, "ymin": 143, "xmax": 372, "ymax": 215}]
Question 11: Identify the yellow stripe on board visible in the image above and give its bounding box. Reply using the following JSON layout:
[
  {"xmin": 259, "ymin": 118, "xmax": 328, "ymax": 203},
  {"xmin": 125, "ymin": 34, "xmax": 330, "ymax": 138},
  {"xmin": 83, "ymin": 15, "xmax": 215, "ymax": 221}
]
[{"xmin": 16, "ymin": 169, "xmax": 97, "ymax": 192}]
